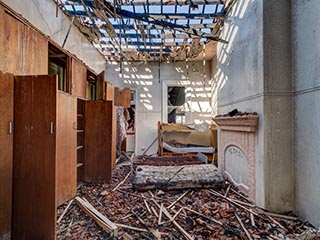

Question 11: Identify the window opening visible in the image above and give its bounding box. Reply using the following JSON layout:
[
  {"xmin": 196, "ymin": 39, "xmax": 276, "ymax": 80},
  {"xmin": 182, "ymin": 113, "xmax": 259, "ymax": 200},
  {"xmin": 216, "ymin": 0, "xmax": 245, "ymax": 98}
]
[
  {"xmin": 48, "ymin": 43, "xmax": 70, "ymax": 93},
  {"xmin": 86, "ymin": 70, "xmax": 97, "ymax": 100}
]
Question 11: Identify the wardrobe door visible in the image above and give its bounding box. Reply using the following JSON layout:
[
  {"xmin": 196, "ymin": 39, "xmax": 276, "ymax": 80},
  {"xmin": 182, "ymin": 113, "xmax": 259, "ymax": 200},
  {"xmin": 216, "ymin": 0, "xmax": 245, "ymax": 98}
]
[
  {"xmin": 56, "ymin": 91, "xmax": 77, "ymax": 206},
  {"xmin": 84, "ymin": 100, "xmax": 113, "ymax": 182},
  {"xmin": 13, "ymin": 75, "xmax": 57, "ymax": 240},
  {"xmin": 0, "ymin": 72, "xmax": 14, "ymax": 239}
]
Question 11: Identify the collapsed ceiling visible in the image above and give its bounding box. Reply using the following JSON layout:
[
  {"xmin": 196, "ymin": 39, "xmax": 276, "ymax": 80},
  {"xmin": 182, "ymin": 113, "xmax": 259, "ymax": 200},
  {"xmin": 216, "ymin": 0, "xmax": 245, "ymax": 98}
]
[{"xmin": 54, "ymin": 0, "xmax": 237, "ymax": 62}]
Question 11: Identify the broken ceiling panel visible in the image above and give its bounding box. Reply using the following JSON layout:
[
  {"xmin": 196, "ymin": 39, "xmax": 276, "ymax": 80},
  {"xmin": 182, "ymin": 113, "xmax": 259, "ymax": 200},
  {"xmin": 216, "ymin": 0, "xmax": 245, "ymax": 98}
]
[{"xmin": 53, "ymin": 0, "xmax": 237, "ymax": 61}]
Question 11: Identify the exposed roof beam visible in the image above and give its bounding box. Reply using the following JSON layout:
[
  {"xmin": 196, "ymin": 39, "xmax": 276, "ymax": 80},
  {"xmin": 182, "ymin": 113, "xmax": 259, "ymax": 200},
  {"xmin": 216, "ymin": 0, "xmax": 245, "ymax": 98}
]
[
  {"xmin": 64, "ymin": 0, "xmax": 225, "ymax": 6},
  {"xmin": 112, "ymin": 7, "xmax": 226, "ymax": 42},
  {"xmin": 112, "ymin": 23, "xmax": 216, "ymax": 30},
  {"xmin": 66, "ymin": 10, "xmax": 224, "ymax": 19},
  {"xmin": 111, "ymin": 0, "xmax": 225, "ymax": 5},
  {"xmin": 101, "ymin": 40, "xmax": 192, "ymax": 47},
  {"xmin": 115, "ymin": 32, "xmax": 190, "ymax": 39}
]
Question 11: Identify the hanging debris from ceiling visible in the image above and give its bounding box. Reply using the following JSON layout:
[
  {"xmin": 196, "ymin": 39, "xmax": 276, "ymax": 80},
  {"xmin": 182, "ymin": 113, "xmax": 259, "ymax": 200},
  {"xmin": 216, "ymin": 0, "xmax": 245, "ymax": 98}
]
[{"xmin": 53, "ymin": 0, "xmax": 238, "ymax": 62}]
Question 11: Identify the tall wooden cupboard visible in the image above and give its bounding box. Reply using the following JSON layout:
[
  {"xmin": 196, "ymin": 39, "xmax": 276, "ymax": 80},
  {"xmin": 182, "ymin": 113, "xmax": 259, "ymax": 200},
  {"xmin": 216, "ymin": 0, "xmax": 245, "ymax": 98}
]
[
  {"xmin": 0, "ymin": 72, "xmax": 14, "ymax": 240},
  {"xmin": 84, "ymin": 100, "xmax": 113, "ymax": 182},
  {"xmin": 13, "ymin": 75, "xmax": 77, "ymax": 240}
]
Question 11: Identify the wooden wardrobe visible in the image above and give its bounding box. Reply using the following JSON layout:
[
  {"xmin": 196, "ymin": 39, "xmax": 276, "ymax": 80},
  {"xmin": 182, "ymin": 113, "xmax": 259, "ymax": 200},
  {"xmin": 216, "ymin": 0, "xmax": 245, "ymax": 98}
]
[
  {"xmin": 0, "ymin": 72, "xmax": 14, "ymax": 240},
  {"xmin": 13, "ymin": 75, "xmax": 77, "ymax": 239}
]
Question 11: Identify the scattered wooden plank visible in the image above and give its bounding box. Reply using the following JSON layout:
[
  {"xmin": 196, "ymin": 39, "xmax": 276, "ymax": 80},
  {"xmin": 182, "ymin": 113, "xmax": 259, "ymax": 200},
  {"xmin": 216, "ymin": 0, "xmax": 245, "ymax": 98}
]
[
  {"xmin": 57, "ymin": 221, "xmax": 80, "ymax": 235},
  {"xmin": 78, "ymin": 219, "xmax": 92, "ymax": 240},
  {"xmin": 172, "ymin": 207, "xmax": 184, "ymax": 221},
  {"xmin": 75, "ymin": 197, "xmax": 118, "ymax": 237},
  {"xmin": 168, "ymin": 190, "xmax": 191, "ymax": 209},
  {"xmin": 250, "ymin": 213, "xmax": 256, "ymax": 227},
  {"xmin": 195, "ymin": 218, "xmax": 215, "ymax": 230},
  {"xmin": 183, "ymin": 207, "xmax": 223, "ymax": 226},
  {"xmin": 269, "ymin": 235, "xmax": 283, "ymax": 240},
  {"xmin": 112, "ymin": 171, "xmax": 131, "ymax": 192},
  {"xmin": 142, "ymin": 194, "xmax": 152, "ymax": 215},
  {"xmin": 130, "ymin": 209, "xmax": 161, "ymax": 239},
  {"xmin": 230, "ymin": 188, "xmax": 251, "ymax": 201},
  {"xmin": 235, "ymin": 212, "xmax": 253, "ymax": 240},
  {"xmin": 209, "ymin": 190, "xmax": 260, "ymax": 217},
  {"xmin": 161, "ymin": 206, "xmax": 194, "ymax": 240},
  {"xmin": 265, "ymin": 212, "xmax": 300, "ymax": 221},
  {"xmin": 57, "ymin": 199, "xmax": 74, "ymax": 223},
  {"xmin": 121, "ymin": 151, "xmax": 131, "ymax": 161},
  {"xmin": 158, "ymin": 203, "xmax": 163, "ymax": 225},
  {"xmin": 115, "ymin": 223, "xmax": 148, "ymax": 232},
  {"xmin": 224, "ymin": 184, "xmax": 231, "ymax": 197},
  {"xmin": 267, "ymin": 215, "xmax": 287, "ymax": 231},
  {"xmin": 117, "ymin": 189, "xmax": 172, "ymax": 203},
  {"xmin": 150, "ymin": 197, "xmax": 161, "ymax": 209},
  {"xmin": 151, "ymin": 206, "xmax": 159, "ymax": 218},
  {"xmin": 232, "ymin": 198, "xmax": 256, "ymax": 208}
]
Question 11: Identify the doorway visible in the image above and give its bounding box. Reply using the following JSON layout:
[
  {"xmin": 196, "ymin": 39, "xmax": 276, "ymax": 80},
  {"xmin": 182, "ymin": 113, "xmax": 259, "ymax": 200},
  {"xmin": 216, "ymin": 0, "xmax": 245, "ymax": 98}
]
[
  {"xmin": 126, "ymin": 90, "xmax": 136, "ymax": 153},
  {"xmin": 167, "ymin": 86, "xmax": 186, "ymax": 124}
]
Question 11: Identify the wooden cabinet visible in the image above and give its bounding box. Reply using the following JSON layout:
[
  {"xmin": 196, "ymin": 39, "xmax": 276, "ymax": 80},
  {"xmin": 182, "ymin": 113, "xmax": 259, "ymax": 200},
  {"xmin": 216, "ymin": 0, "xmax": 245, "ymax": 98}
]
[
  {"xmin": 71, "ymin": 58, "xmax": 87, "ymax": 99},
  {"xmin": 77, "ymin": 98, "xmax": 85, "ymax": 182},
  {"xmin": 114, "ymin": 87, "xmax": 131, "ymax": 107},
  {"xmin": 96, "ymin": 71, "xmax": 105, "ymax": 100},
  {"xmin": 104, "ymin": 82, "xmax": 117, "ymax": 167},
  {"xmin": 56, "ymin": 92, "xmax": 77, "ymax": 205},
  {"xmin": 0, "ymin": 72, "xmax": 14, "ymax": 239},
  {"xmin": 0, "ymin": 7, "xmax": 48, "ymax": 75},
  {"xmin": 13, "ymin": 75, "xmax": 77, "ymax": 239},
  {"xmin": 84, "ymin": 101, "xmax": 113, "ymax": 182}
]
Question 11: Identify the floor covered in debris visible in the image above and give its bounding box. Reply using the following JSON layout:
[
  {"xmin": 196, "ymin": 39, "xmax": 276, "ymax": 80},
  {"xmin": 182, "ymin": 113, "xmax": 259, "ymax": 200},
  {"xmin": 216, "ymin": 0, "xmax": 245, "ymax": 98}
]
[{"xmin": 57, "ymin": 160, "xmax": 319, "ymax": 240}]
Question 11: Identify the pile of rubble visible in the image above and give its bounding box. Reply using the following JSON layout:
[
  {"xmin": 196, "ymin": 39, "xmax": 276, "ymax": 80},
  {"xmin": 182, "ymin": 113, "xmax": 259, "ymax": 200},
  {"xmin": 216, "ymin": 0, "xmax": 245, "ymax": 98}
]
[{"xmin": 57, "ymin": 164, "xmax": 319, "ymax": 240}]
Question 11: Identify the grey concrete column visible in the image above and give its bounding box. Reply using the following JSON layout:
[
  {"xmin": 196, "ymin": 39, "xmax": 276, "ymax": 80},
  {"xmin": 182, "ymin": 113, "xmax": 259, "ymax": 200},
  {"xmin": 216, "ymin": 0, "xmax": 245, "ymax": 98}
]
[{"xmin": 263, "ymin": 0, "xmax": 294, "ymax": 212}]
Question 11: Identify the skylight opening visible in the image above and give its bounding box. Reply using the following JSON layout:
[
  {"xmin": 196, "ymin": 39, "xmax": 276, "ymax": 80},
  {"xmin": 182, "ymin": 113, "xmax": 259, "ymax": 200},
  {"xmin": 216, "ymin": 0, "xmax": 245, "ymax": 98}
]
[
  {"xmin": 64, "ymin": 5, "xmax": 73, "ymax": 11},
  {"xmin": 162, "ymin": 5, "xmax": 175, "ymax": 14},
  {"xmin": 201, "ymin": 28, "xmax": 211, "ymax": 34},
  {"xmin": 202, "ymin": 19, "xmax": 213, "ymax": 24},
  {"xmin": 177, "ymin": 5, "xmax": 189, "ymax": 13},
  {"xmin": 189, "ymin": 19, "xmax": 201, "ymax": 24},
  {"xmin": 177, "ymin": 19, "xmax": 188, "ymax": 25},
  {"xmin": 74, "ymin": 5, "xmax": 84, "ymax": 11}
]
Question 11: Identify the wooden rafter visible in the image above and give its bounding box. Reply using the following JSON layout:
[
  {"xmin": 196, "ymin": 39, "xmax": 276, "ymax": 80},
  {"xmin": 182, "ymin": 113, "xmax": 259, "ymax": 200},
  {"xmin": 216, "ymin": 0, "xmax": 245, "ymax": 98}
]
[{"xmin": 55, "ymin": 0, "xmax": 238, "ymax": 61}]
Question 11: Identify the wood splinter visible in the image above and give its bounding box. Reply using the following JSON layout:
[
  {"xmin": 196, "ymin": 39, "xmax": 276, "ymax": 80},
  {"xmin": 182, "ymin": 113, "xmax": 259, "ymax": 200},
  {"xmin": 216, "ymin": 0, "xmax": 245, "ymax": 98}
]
[
  {"xmin": 57, "ymin": 199, "xmax": 74, "ymax": 223},
  {"xmin": 235, "ymin": 212, "xmax": 253, "ymax": 240},
  {"xmin": 75, "ymin": 197, "xmax": 118, "ymax": 237}
]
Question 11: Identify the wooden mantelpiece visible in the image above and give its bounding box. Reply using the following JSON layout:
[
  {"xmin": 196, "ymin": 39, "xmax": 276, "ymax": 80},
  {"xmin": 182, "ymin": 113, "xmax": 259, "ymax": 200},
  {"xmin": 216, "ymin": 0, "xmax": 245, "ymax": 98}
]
[
  {"xmin": 213, "ymin": 114, "xmax": 259, "ymax": 200},
  {"xmin": 213, "ymin": 115, "xmax": 259, "ymax": 132}
]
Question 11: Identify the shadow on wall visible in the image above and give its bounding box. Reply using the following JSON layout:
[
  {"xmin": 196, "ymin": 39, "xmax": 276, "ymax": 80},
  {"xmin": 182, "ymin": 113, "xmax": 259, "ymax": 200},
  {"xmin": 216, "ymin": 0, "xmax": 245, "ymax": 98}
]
[
  {"xmin": 107, "ymin": 60, "xmax": 213, "ymax": 123},
  {"xmin": 107, "ymin": 61, "xmax": 157, "ymax": 111},
  {"xmin": 211, "ymin": 0, "xmax": 252, "ymax": 115}
]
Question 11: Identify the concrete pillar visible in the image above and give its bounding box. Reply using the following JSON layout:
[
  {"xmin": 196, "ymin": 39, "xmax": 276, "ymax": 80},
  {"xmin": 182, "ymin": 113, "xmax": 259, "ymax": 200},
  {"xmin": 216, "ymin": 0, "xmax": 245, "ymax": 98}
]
[{"xmin": 263, "ymin": 1, "xmax": 294, "ymax": 212}]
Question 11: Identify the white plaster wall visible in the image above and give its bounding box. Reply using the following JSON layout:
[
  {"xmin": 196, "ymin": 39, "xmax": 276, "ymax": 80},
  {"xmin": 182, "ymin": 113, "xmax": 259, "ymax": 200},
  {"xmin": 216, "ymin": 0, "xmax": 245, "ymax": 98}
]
[
  {"xmin": 106, "ymin": 61, "xmax": 212, "ymax": 155},
  {"xmin": 214, "ymin": 0, "xmax": 265, "ymax": 207},
  {"xmin": 293, "ymin": 0, "xmax": 320, "ymax": 227},
  {"xmin": 2, "ymin": 0, "xmax": 105, "ymax": 73}
]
